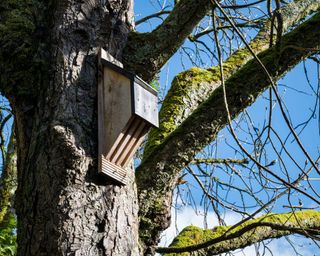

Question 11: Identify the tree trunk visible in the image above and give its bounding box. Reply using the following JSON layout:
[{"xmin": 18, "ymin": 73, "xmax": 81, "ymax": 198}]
[{"xmin": 14, "ymin": 1, "xmax": 140, "ymax": 255}]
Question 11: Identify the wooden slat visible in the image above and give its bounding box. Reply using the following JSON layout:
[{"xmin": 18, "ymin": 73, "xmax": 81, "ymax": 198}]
[
  {"xmin": 100, "ymin": 48, "xmax": 123, "ymax": 68},
  {"xmin": 115, "ymin": 119, "xmax": 146, "ymax": 166},
  {"xmin": 109, "ymin": 117, "xmax": 142, "ymax": 163},
  {"xmin": 98, "ymin": 59, "xmax": 106, "ymax": 162},
  {"xmin": 105, "ymin": 116, "xmax": 135, "ymax": 160},
  {"xmin": 133, "ymin": 79, "xmax": 159, "ymax": 127},
  {"xmin": 101, "ymin": 66, "xmax": 132, "ymax": 156},
  {"xmin": 121, "ymin": 124, "xmax": 150, "ymax": 167},
  {"xmin": 101, "ymin": 158, "xmax": 126, "ymax": 185}
]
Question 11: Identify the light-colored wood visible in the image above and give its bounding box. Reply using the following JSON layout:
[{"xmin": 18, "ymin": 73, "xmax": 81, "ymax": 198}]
[
  {"xmin": 122, "ymin": 125, "xmax": 150, "ymax": 167},
  {"xmin": 98, "ymin": 59, "xmax": 106, "ymax": 175},
  {"xmin": 115, "ymin": 118, "xmax": 146, "ymax": 166},
  {"xmin": 100, "ymin": 48, "xmax": 123, "ymax": 68},
  {"xmin": 133, "ymin": 79, "xmax": 158, "ymax": 127},
  {"xmin": 102, "ymin": 67, "xmax": 132, "ymax": 155},
  {"xmin": 98, "ymin": 48, "xmax": 159, "ymax": 185},
  {"xmin": 101, "ymin": 157, "xmax": 126, "ymax": 185},
  {"xmin": 109, "ymin": 117, "xmax": 142, "ymax": 164},
  {"xmin": 105, "ymin": 116, "xmax": 135, "ymax": 160}
]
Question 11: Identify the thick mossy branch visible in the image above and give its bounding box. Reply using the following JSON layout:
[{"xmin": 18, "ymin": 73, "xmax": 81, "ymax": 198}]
[
  {"xmin": 136, "ymin": 12, "xmax": 320, "ymax": 249},
  {"xmin": 143, "ymin": 0, "xmax": 320, "ymax": 159},
  {"xmin": 0, "ymin": 130, "xmax": 17, "ymax": 223},
  {"xmin": 0, "ymin": 0, "xmax": 49, "ymax": 100},
  {"xmin": 122, "ymin": 0, "xmax": 212, "ymax": 82},
  {"xmin": 157, "ymin": 210, "xmax": 320, "ymax": 255}
]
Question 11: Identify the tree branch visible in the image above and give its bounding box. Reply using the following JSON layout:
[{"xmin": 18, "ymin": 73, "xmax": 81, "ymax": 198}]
[
  {"xmin": 191, "ymin": 158, "xmax": 249, "ymax": 165},
  {"xmin": 156, "ymin": 210, "xmax": 320, "ymax": 255},
  {"xmin": 122, "ymin": 0, "xmax": 212, "ymax": 82},
  {"xmin": 143, "ymin": 0, "xmax": 320, "ymax": 159},
  {"xmin": 0, "ymin": 126, "xmax": 17, "ymax": 223},
  {"xmin": 136, "ymin": 11, "xmax": 320, "ymax": 249},
  {"xmin": 135, "ymin": 10, "xmax": 171, "ymax": 26}
]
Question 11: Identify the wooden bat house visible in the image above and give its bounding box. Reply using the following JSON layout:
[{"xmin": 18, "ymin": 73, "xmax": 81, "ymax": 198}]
[{"xmin": 98, "ymin": 49, "xmax": 159, "ymax": 185}]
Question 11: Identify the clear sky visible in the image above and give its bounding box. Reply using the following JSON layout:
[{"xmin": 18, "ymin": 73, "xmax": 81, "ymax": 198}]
[{"xmin": 134, "ymin": 1, "xmax": 319, "ymax": 255}]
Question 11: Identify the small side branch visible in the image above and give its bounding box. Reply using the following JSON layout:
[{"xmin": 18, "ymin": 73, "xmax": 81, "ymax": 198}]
[
  {"xmin": 191, "ymin": 158, "xmax": 249, "ymax": 165},
  {"xmin": 135, "ymin": 10, "xmax": 171, "ymax": 26}
]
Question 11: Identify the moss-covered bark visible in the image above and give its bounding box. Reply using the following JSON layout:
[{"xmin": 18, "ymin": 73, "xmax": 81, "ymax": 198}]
[
  {"xmin": 0, "ymin": 0, "xmax": 50, "ymax": 100},
  {"xmin": 0, "ymin": 128, "xmax": 16, "ymax": 223},
  {"xmin": 157, "ymin": 210, "xmax": 320, "ymax": 255},
  {"xmin": 143, "ymin": 0, "xmax": 320, "ymax": 159},
  {"xmin": 137, "ymin": 11, "xmax": 320, "ymax": 252}
]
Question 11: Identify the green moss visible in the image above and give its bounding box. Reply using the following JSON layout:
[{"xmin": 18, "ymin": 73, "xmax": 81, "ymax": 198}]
[
  {"xmin": 143, "ymin": 67, "xmax": 216, "ymax": 159},
  {"xmin": 0, "ymin": 131, "xmax": 16, "ymax": 224},
  {"xmin": 142, "ymin": 33, "xmax": 270, "ymax": 162},
  {"xmin": 163, "ymin": 225, "xmax": 229, "ymax": 256},
  {"xmin": 163, "ymin": 210, "xmax": 320, "ymax": 255},
  {"xmin": 0, "ymin": 213, "xmax": 17, "ymax": 256},
  {"xmin": 0, "ymin": 0, "xmax": 49, "ymax": 98},
  {"xmin": 171, "ymin": 226, "xmax": 203, "ymax": 246}
]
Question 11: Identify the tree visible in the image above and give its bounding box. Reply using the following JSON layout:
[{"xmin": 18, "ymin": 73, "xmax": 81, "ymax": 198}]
[
  {"xmin": 0, "ymin": 113, "xmax": 16, "ymax": 256},
  {"xmin": 0, "ymin": 0, "xmax": 319, "ymax": 255}
]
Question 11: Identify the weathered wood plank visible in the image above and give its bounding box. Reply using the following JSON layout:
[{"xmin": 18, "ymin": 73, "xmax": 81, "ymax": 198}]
[
  {"xmin": 98, "ymin": 48, "xmax": 158, "ymax": 185},
  {"xmin": 101, "ymin": 158, "xmax": 126, "ymax": 185},
  {"xmin": 122, "ymin": 124, "xmax": 150, "ymax": 167},
  {"xmin": 115, "ymin": 118, "xmax": 146, "ymax": 166},
  {"xmin": 108, "ymin": 117, "xmax": 142, "ymax": 163}
]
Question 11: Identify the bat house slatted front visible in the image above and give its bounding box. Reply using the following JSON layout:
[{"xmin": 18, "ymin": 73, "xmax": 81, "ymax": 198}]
[{"xmin": 98, "ymin": 49, "xmax": 158, "ymax": 185}]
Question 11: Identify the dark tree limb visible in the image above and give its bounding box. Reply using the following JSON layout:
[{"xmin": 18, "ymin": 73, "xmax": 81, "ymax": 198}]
[
  {"xmin": 135, "ymin": 10, "xmax": 171, "ymax": 26},
  {"xmin": 122, "ymin": 0, "xmax": 212, "ymax": 82},
  {"xmin": 191, "ymin": 158, "xmax": 249, "ymax": 165}
]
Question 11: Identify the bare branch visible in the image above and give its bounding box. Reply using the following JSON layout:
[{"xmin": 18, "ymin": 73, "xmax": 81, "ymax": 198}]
[
  {"xmin": 143, "ymin": 0, "xmax": 320, "ymax": 159},
  {"xmin": 222, "ymin": 0, "xmax": 266, "ymax": 9},
  {"xmin": 137, "ymin": 12, "xmax": 320, "ymax": 248},
  {"xmin": 135, "ymin": 10, "xmax": 171, "ymax": 26},
  {"xmin": 191, "ymin": 158, "xmax": 249, "ymax": 165}
]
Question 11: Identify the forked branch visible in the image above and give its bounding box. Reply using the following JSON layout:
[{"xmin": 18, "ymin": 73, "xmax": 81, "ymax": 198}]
[{"xmin": 123, "ymin": 0, "xmax": 212, "ymax": 82}]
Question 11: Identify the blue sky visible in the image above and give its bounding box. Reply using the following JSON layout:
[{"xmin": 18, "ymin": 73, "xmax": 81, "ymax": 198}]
[{"xmin": 134, "ymin": 0, "xmax": 320, "ymax": 254}]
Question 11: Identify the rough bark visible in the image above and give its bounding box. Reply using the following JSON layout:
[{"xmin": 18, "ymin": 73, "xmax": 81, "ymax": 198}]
[
  {"xmin": 122, "ymin": 0, "xmax": 212, "ymax": 82},
  {"xmin": 1, "ymin": 1, "xmax": 140, "ymax": 255},
  {"xmin": 136, "ymin": 12, "xmax": 320, "ymax": 253}
]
